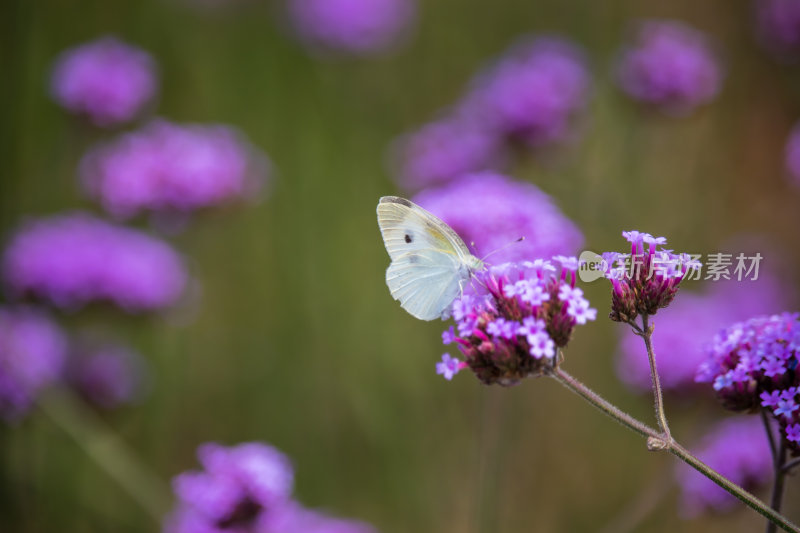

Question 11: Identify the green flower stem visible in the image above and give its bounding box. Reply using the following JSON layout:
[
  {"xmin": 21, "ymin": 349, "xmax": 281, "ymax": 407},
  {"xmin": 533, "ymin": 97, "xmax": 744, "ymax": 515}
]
[
  {"xmin": 766, "ymin": 439, "xmax": 789, "ymax": 533},
  {"xmin": 548, "ymin": 366, "xmax": 800, "ymax": 533},
  {"xmin": 38, "ymin": 387, "xmax": 170, "ymax": 524},
  {"xmin": 638, "ymin": 314, "xmax": 671, "ymax": 441}
]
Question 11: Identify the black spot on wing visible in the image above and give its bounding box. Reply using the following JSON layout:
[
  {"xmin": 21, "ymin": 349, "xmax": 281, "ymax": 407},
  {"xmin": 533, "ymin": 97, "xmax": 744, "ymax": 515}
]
[{"xmin": 405, "ymin": 233, "xmax": 413, "ymax": 243}]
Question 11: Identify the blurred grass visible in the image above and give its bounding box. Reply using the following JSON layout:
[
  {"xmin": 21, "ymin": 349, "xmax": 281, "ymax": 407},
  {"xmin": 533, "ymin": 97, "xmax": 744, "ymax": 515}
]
[{"xmin": 2, "ymin": 0, "xmax": 800, "ymax": 531}]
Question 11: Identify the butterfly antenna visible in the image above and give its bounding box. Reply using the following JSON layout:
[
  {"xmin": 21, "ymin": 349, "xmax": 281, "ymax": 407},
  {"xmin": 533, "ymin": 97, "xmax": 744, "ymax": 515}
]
[{"xmin": 480, "ymin": 236, "xmax": 525, "ymax": 264}]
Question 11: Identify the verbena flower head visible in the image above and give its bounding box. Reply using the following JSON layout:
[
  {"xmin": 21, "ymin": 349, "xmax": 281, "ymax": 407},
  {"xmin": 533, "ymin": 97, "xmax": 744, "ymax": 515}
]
[
  {"xmin": 676, "ymin": 416, "xmax": 772, "ymax": 516},
  {"xmin": 618, "ymin": 269, "xmax": 788, "ymax": 392},
  {"xmin": 287, "ymin": 0, "xmax": 415, "ymax": 55},
  {"xmin": 0, "ymin": 307, "xmax": 67, "ymax": 421},
  {"xmin": 50, "ymin": 37, "xmax": 157, "ymax": 127},
  {"xmin": 68, "ymin": 343, "xmax": 147, "ymax": 410},
  {"xmin": 696, "ymin": 312, "xmax": 800, "ymax": 452},
  {"xmin": 390, "ymin": 115, "xmax": 503, "ymax": 191},
  {"xmin": 755, "ymin": 0, "xmax": 800, "ymax": 60},
  {"xmin": 168, "ymin": 442, "xmax": 294, "ymax": 532},
  {"xmin": 602, "ymin": 231, "xmax": 699, "ymax": 323},
  {"xmin": 81, "ymin": 119, "xmax": 268, "ymax": 219},
  {"xmin": 412, "ymin": 172, "xmax": 584, "ymax": 264},
  {"xmin": 2, "ymin": 213, "xmax": 188, "ymax": 312},
  {"xmin": 439, "ymin": 259, "xmax": 596, "ymax": 386},
  {"xmin": 617, "ymin": 20, "xmax": 722, "ymax": 115},
  {"xmin": 166, "ymin": 442, "xmax": 377, "ymax": 533},
  {"xmin": 464, "ymin": 36, "xmax": 591, "ymax": 146}
]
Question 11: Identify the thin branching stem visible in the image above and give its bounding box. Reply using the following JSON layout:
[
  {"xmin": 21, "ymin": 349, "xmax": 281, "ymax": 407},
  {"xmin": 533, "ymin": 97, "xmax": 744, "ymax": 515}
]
[
  {"xmin": 637, "ymin": 314, "xmax": 671, "ymax": 442},
  {"xmin": 766, "ymin": 439, "xmax": 789, "ymax": 533},
  {"xmin": 782, "ymin": 457, "xmax": 800, "ymax": 474},
  {"xmin": 548, "ymin": 365, "xmax": 800, "ymax": 533},
  {"xmin": 763, "ymin": 409, "xmax": 779, "ymax": 464}
]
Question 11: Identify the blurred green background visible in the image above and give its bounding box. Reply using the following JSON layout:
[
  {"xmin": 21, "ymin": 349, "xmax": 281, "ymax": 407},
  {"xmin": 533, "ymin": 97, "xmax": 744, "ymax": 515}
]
[{"xmin": 2, "ymin": 0, "xmax": 800, "ymax": 531}]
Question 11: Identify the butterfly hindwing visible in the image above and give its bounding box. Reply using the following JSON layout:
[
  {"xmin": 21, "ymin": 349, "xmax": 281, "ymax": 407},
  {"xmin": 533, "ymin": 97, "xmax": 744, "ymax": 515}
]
[{"xmin": 385, "ymin": 249, "xmax": 466, "ymax": 321}]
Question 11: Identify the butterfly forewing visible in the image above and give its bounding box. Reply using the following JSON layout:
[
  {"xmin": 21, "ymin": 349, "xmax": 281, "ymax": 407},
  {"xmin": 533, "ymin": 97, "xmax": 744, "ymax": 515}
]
[
  {"xmin": 377, "ymin": 196, "xmax": 471, "ymax": 261},
  {"xmin": 377, "ymin": 196, "xmax": 479, "ymax": 321}
]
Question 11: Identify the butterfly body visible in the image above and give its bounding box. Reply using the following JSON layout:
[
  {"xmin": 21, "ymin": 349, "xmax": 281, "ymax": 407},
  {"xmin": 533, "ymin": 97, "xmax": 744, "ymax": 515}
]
[{"xmin": 377, "ymin": 196, "xmax": 483, "ymax": 320}]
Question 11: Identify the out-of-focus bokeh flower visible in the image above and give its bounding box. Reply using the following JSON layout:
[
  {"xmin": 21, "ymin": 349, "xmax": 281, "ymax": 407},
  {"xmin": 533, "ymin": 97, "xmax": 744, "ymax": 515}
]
[
  {"xmin": 440, "ymin": 259, "xmax": 596, "ymax": 386},
  {"xmin": 390, "ymin": 115, "xmax": 503, "ymax": 192},
  {"xmin": 2, "ymin": 213, "xmax": 188, "ymax": 312},
  {"xmin": 166, "ymin": 441, "xmax": 377, "ymax": 533},
  {"xmin": 617, "ymin": 270, "xmax": 789, "ymax": 392},
  {"xmin": 617, "ymin": 20, "xmax": 722, "ymax": 115},
  {"xmin": 463, "ymin": 36, "xmax": 591, "ymax": 146},
  {"xmin": 755, "ymin": 0, "xmax": 800, "ymax": 59},
  {"xmin": 50, "ymin": 37, "xmax": 157, "ymax": 127},
  {"xmin": 68, "ymin": 343, "xmax": 148, "ymax": 410},
  {"xmin": 287, "ymin": 0, "xmax": 415, "ymax": 55},
  {"xmin": 412, "ymin": 172, "xmax": 584, "ymax": 264},
  {"xmin": 677, "ymin": 416, "xmax": 772, "ymax": 516},
  {"xmin": 0, "ymin": 307, "xmax": 67, "ymax": 421},
  {"xmin": 80, "ymin": 119, "xmax": 268, "ymax": 219}
]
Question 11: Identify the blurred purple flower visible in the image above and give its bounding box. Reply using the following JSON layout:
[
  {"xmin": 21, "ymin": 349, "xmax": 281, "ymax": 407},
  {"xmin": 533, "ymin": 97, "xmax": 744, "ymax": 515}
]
[
  {"xmin": 617, "ymin": 20, "xmax": 722, "ymax": 115},
  {"xmin": 617, "ymin": 269, "xmax": 789, "ymax": 392},
  {"xmin": 0, "ymin": 307, "xmax": 67, "ymax": 421},
  {"xmin": 166, "ymin": 441, "xmax": 377, "ymax": 533},
  {"xmin": 81, "ymin": 119, "xmax": 268, "ymax": 219},
  {"xmin": 677, "ymin": 416, "xmax": 772, "ymax": 516},
  {"xmin": 441, "ymin": 259, "xmax": 596, "ymax": 386},
  {"xmin": 412, "ymin": 172, "xmax": 584, "ymax": 264},
  {"xmin": 50, "ymin": 37, "xmax": 157, "ymax": 127},
  {"xmin": 3, "ymin": 213, "xmax": 188, "ymax": 312},
  {"xmin": 288, "ymin": 0, "xmax": 415, "ymax": 55},
  {"xmin": 68, "ymin": 343, "xmax": 147, "ymax": 409},
  {"xmin": 390, "ymin": 115, "xmax": 503, "ymax": 191},
  {"xmin": 755, "ymin": 0, "xmax": 800, "ymax": 59},
  {"xmin": 464, "ymin": 36, "xmax": 591, "ymax": 146}
]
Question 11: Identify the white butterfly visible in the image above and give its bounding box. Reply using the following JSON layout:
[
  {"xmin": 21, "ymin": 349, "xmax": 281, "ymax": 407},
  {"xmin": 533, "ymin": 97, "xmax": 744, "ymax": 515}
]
[{"xmin": 377, "ymin": 196, "xmax": 484, "ymax": 321}]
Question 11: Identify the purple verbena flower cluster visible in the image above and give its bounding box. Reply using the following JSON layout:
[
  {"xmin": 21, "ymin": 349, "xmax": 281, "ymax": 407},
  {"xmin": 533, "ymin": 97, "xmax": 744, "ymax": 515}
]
[
  {"xmin": 676, "ymin": 416, "xmax": 772, "ymax": 516},
  {"xmin": 50, "ymin": 37, "xmax": 157, "ymax": 127},
  {"xmin": 68, "ymin": 343, "xmax": 147, "ymax": 410},
  {"xmin": 603, "ymin": 230, "xmax": 700, "ymax": 323},
  {"xmin": 438, "ymin": 258, "xmax": 596, "ymax": 386},
  {"xmin": 288, "ymin": 0, "xmax": 415, "ymax": 55},
  {"xmin": 2, "ymin": 213, "xmax": 188, "ymax": 312},
  {"xmin": 755, "ymin": 0, "xmax": 800, "ymax": 59},
  {"xmin": 393, "ymin": 36, "xmax": 590, "ymax": 190},
  {"xmin": 465, "ymin": 36, "xmax": 591, "ymax": 146},
  {"xmin": 696, "ymin": 312, "xmax": 800, "ymax": 452},
  {"xmin": 0, "ymin": 307, "xmax": 68, "ymax": 421},
  {"xmin": 81, "ymin": 119, "xmax": 267, "ymax": 219},
  {"xmin": 167, "ymin": 442, "xmax": 376, "ymax": 533},
  {"xmin": 412, "ymin": 172, "xmax": 584, "ymax": 264},
  {"xmin": 390, "ymin": 116, "xmax": 503, "ymax": 191},
  {"xmin": 617, "ymin": 20, "xmax": 722, "ymax": 115}
]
